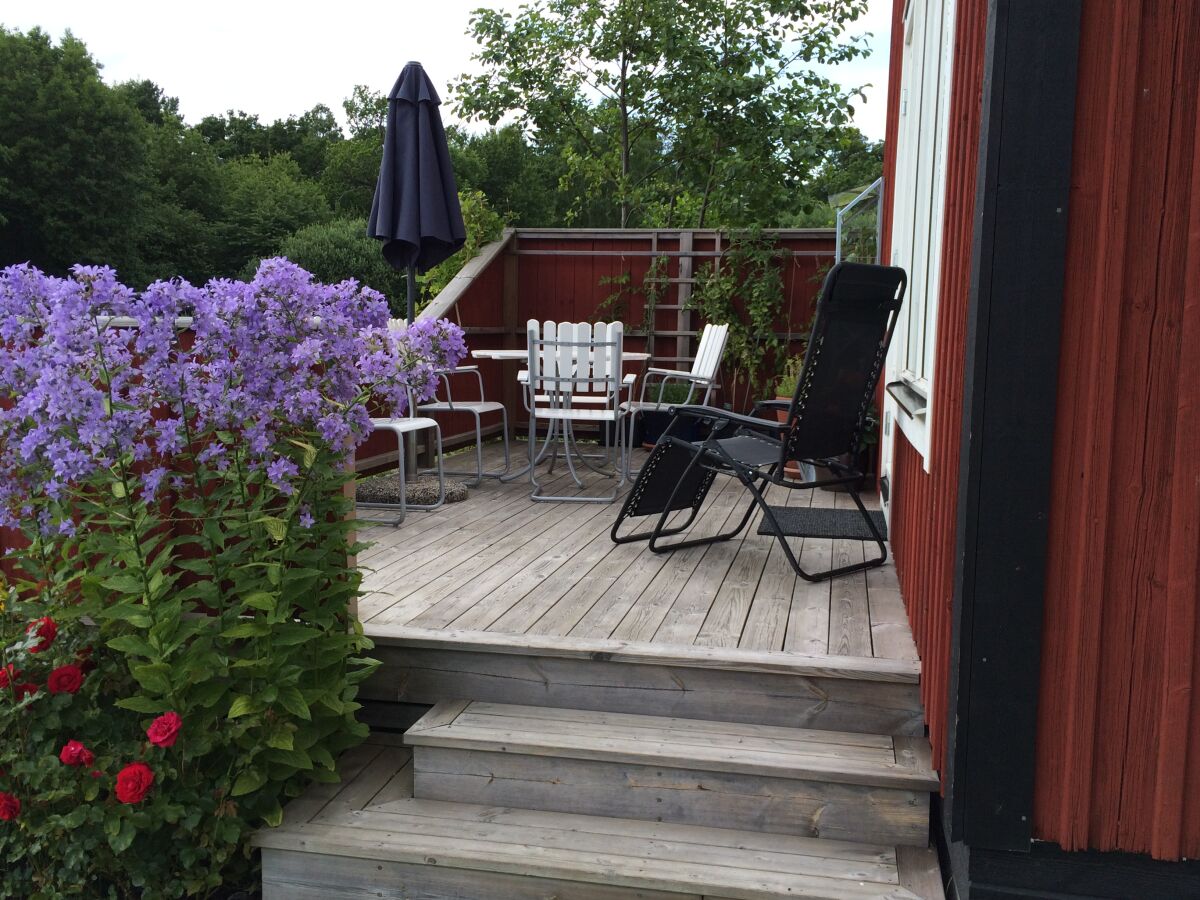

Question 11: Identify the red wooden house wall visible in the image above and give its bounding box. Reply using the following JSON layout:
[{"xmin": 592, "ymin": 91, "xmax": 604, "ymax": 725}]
[
  {"xmin": 1035, "ymin": 0, "xmax": 1200, "ymax": 861},
  {"xmin": 884, "ymin": 0, "xmax": 1200, "ymax": 862}
]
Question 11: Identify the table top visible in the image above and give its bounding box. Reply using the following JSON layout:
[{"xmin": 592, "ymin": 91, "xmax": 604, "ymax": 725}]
[{"xmin": 472, "ymin": 349, "xmax": 651, "ymax": 362}]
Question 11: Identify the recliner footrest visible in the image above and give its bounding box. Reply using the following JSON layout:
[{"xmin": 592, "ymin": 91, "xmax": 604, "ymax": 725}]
[{"xmin": 757, "ymin": 506, "xmax": 888, "ymax": 540}]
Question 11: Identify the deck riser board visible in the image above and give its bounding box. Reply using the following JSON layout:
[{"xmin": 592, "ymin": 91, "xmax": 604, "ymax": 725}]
[
  {"xmin": 363, "ymin": 646, "xmax": 924, "ymax": 736},
  {"xmin": 412, "ymin": 747, "xmax": 930, "ymax": 848},
  {"xmin": 262, "ymin": 848, "xmax": 703, "ymax": 900}
]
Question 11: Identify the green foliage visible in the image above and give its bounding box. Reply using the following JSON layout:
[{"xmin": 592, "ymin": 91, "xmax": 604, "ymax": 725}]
[
  {"xmin": 321, "ymin": 137, "xmax": 384, "ymax": 218},
  {"xmin": 453, "ymin": 0, "xmax": 872, "ymax": 229},
  {"xmin": 687, "ymin": 230, "xmax": 788, "ymax": 407},
  {"xmin": 592, "ymin": 255, "xmax": 667, "ymax": 334},
  {"xmin": 214, "ymin": 154, "xmax": 330, "ymax": 276},
  {"xmin": 416, "ymin": 189, "xmax": 506, "ymax": 308},
  {"xmin": 0, "ymin": 28, "xmax": 150, "ymax": 283},
  {"xmin": 272, "ymin": 217, "xmax": 409, "ymax": 306}
]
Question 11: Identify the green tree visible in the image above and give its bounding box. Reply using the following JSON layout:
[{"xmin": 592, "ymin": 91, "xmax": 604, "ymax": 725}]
[
  {"xmin": 270, "ymin": 217, "xmax": 409, "ymax": 304},
  {"xmin": 214, "ymin": 154, "xmax": 330, "ymax": 276},
  {"xmin": 453, "ymin": 0, "xmax": 871, "ymax": 228},
  {"xmin": 0, "ymin": 28, "xmax": 151, "ymax": 279}
]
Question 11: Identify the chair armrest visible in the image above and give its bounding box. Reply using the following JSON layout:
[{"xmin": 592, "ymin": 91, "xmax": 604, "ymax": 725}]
[
  {"xmin": 667, "ymin": 405, "xmax": 788, "ymax": 433},
  {"xmin": 752, "ymin": 399, "xmax": 791, "ymax": 413},
  {"xmin": 621, "ymin": 373, "xmax": 637, "ymax": 385},
  {"xmin": 435, "ymin": 365, "xmax": 481, "ymax": 375},
  {"xmin": 646, "ymin": 367, "xmax": 707, "ymax": 383}
]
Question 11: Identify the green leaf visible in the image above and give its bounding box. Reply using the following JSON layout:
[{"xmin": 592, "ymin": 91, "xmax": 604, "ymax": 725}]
[
  {"xmin": 102, "ymin": 574, "xmax": 147, "ymax": 594},
  {"xmin": 228, "ymin": 695, "xmax": 258, "ymax": 719},
  {"xmin": 116, "ymin": 696, "xmax": 168, "ymax": 714},
  {"xmin": 221, "ymin": 620, "xmax": 271, "ymax": 639},
  {"xmin": 257, "ymin": 516, "xmax": 287, "ymax": 542},
  {"xmin": 107, "ymin": 635, "xmax": 157, "ymax": 657},
  {"xmin": 108, "ymin": 818, "xmax": 136, "ymax": 854},
  {"xmin": 130, "ymin": 663, "xmax": 173, "ymax": 695},
  {"xmin": 266, "ymin": 746, "xmax": 313, "ymax": 770},
  {"xmin": 262, "ymin": 802, "xmax": 284, "ymax": 828},
  {"xmin": 276, "ymin": 686, "xmax": 311, "ymax": 721},
  {"xmin": 111, "ymin": 479, "xmax": 126, "ymax": 499},
  {"xmin": 266, "ymin": 729, "xmax": 294, "ymax": 751},
  {"xmin": 242, "ymin": 591, "xmax": 277, "ymax": 613},
  {"xmin": 231, "ymin": 768, "xmax": 266, "ymax": 797}
]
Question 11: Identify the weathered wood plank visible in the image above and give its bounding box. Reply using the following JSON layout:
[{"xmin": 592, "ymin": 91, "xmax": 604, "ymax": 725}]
[
  {"xmin": 263, "ymin": 847, "xmax": 697, "ymax": 900},
  {"xmin": 363, "ymin": 646, "xmax": 924, "ymax": 735},
  {"xmin": 413, "ymin": 748, "xmax": 930, "ymax": 847},
  {"xmin": 366, "ymin": 625, "xmax": 918, "ymax": 682}
]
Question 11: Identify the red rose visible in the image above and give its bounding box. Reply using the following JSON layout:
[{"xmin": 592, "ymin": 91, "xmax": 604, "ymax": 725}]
[
  {"xmin": 26, "ymin": 617, "xmax": 57, "ymax": 653},
  {"xmin": 0, "ymin": 792, "xmax": 19, "ymax": 821},
  {"xmin": 59, "ymin": 740, "xmax": 95, "ymax": 767},
  {"xmin": 0, "ymin": 664, "xmax": 18, "ymax": 689},
  {"xmin": 90, "ymin": 770, "xmax": 104, "ymax": 779},
  {"xmin": 146, "ymin": 711, "xmax": 182, "ymax": 748},
  {"xmin": 47, "ymin": 664, "xmax": 83, "ymax": 695},
  {"xmin": 115, "ymin": 762, "xmax": 154, "ymax": 804},
  {"xmin": 14, "ymin": 682, "xmax": 38, "ymax": 701}
]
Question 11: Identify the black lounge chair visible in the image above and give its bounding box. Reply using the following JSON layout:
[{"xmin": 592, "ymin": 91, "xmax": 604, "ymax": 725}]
[{"xmin": 610, "ymin": 261, "xmax": 907, "ymax": 582}]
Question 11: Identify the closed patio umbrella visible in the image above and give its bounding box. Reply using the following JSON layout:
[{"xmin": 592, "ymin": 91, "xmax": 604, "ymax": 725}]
[{"xmin": 367, "ymin": 61, "xmax": 466, "ymax": 323}]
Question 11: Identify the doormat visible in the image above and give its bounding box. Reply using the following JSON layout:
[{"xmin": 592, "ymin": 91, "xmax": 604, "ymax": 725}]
[{"xmin": 756, "ymin": 505, "xmax": 887, "ymax": 541}]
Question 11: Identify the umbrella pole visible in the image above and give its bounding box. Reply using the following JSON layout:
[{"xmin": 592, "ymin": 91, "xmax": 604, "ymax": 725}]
[
  {"xmin": 405, "ymin": 266, "xmax": 418, "ymax": 477},
  {"xmin": 406, "ymin": 266, "xmax": 417, "ymax": 325}
]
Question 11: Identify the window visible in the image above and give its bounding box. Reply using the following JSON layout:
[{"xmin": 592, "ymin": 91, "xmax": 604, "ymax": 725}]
[{"xmin": 884, "ymin": 0, "xmax": 956, "ymax": 469}]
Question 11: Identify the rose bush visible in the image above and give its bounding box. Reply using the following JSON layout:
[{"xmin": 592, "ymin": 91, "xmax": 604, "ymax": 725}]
[{"xmin": 0, "ymin": 260, "xmax": 466, "ymax": 897}]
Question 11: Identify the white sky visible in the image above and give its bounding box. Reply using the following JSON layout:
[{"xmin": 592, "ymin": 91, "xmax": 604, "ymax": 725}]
[{"xmin": 2, "ymin": 0, "xmax": 892, "ymax": 140}]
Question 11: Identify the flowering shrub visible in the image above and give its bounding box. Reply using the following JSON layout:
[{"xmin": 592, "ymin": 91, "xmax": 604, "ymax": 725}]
[{"xmin": 0, "ymin": 260, "xmax": 466, "ymax": 897}]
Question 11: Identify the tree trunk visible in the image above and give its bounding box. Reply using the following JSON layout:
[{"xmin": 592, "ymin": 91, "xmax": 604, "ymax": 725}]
[{"xmin": 619, "ymin": 51, "xmax": 631, "ymax": 228}]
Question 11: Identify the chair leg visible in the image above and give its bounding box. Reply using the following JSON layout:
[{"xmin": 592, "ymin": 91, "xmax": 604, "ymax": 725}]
[{"xmin": 643, "ymin": 449, "xmax": 755, "ymax": 554}]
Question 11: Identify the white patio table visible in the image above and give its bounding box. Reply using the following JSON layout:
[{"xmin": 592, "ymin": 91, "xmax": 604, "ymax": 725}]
[{"xmin": 470, "ymin": 348, "xmax": 650, "ymax": 484}]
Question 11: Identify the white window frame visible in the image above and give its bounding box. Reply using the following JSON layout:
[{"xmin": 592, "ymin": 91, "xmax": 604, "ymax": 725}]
[{"xmin": 883, "ymin": 0, "xmax": 956, "ymax": 474}]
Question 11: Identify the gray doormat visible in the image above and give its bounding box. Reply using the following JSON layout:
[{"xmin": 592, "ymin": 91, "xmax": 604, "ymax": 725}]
[
  {"xmin": 356, "ymin": 475, "xmax": 468, "ymax": 506},
  {"xmin": 756, "ymin": 505, "xmax": 887, "ymax": 540}
]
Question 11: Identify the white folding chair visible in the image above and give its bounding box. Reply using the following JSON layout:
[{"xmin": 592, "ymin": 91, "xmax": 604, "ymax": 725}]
[
  {"xmin": 524, "ymin": 319, "xmax": 635, "ymax": 503},
  {"xmin": 417, "ymin": 366, "xmax": 511, "ymax": 485},
  {"xmin": 357, "ymin": 393, "xmax": 446, "ymax": 526},
  {"xmin": 621, "ymin": 322, "xmax": 729, "ymax": 474}
]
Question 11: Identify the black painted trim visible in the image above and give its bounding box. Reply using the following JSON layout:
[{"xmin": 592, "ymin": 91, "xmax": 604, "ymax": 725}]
[
  {"xmin": 947, "ymin": 0, "xmax": 1083, "ymax": 853},
  {"xmin": 970, "ymin": 842, "xmax": 1200, "ymax": 900}
]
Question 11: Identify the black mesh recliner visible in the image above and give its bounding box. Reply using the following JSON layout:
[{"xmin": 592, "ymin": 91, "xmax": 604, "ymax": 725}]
[{"xmin": 610, "ymin": 261, "xmax": 907, "ymax": 582}]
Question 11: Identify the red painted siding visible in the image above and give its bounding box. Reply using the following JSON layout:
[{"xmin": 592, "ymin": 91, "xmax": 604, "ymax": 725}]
[
  {"xmin": 883, "ymin": 0, "xmax": 988, "ymax": 778},
  {"xmin": 1034, "ymin": 0, "xmax": 1200, "ymax": 860}
]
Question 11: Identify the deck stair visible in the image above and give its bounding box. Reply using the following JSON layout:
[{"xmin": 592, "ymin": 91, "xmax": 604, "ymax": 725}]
[
  {"xmin": 406, "ymin": 700, "xmax": 937, "ymax": 847},
  {"xmin": 256, "ymin": 709, "xmax": 944, "ymax": 899},
  {"xmin": 255, "ymin": 734, "xmax": 944, "ymax": 900}
]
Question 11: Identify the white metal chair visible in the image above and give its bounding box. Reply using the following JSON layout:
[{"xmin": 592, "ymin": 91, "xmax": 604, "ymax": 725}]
[
  {"xmin": 524, "ymin": 319, "xmax": 635, "ymax": 503},
  {"xmin": 417, "ymin": 366, "xmax": 511, "ymax": 485},
  {"xmin": 357, "ymin": 393, "xmax": 446, "ymax": 526},
  {"xmin": 621, "ymin": 322, "xmax": 729, "ymax": 474}
]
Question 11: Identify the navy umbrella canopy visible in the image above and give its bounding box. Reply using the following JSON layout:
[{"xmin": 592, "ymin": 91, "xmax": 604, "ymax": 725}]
[{"xmin": 367, "ymin": 61, "xmax": 466, "ymax": 321}]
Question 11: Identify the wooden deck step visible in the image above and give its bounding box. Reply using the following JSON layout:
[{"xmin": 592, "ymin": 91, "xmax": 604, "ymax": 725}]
[
  {"xmin": 254, "ymin": 737, "xmax": 945, "ymax": 900},
  {"xmin": 406, "ymin": 701, "xmax": 937, "ymax": 847}
]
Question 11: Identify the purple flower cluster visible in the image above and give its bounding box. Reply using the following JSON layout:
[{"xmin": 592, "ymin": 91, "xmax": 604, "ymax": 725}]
[{"xmin": 0, "ymin": 259, "xmax": 467, "ymax": 525}]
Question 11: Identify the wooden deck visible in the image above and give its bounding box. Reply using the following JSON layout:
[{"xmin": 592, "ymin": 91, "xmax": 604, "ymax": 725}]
[{"xmin": 356, "ymin": 442, "xmax": 917, "ymax": 671}]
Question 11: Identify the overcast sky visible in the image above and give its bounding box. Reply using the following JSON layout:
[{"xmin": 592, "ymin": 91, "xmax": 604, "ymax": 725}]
[{"xmin": 3, "ymin": 1, "xmax": 892, "ymax": 140}]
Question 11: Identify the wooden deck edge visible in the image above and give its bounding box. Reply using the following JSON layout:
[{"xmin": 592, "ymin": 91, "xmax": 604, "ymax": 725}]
[
  {"xmin": 363, "ymin": 623, "xmax": 922, "ymax": 684},
  {"xmin": 253, "ymin": 820, "xmax": 924, "ymax": 900}
]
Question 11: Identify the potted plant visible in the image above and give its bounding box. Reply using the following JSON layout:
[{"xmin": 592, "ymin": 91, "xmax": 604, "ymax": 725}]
[{"xmin": 772, "ymin": 354, "xmax": 805, "ymax": 476}]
